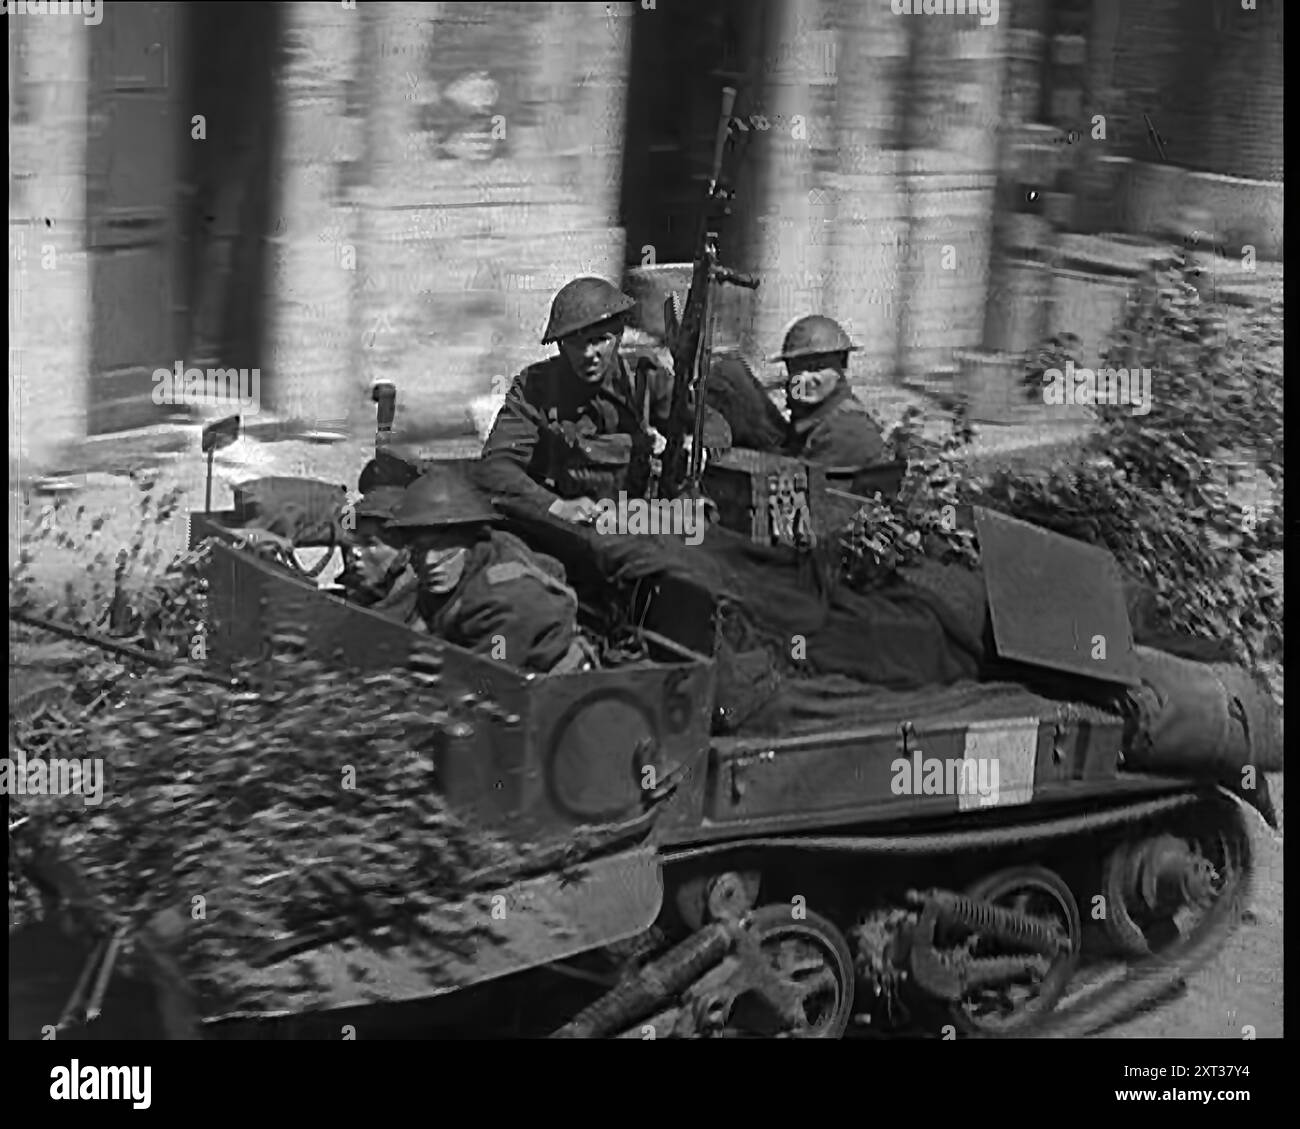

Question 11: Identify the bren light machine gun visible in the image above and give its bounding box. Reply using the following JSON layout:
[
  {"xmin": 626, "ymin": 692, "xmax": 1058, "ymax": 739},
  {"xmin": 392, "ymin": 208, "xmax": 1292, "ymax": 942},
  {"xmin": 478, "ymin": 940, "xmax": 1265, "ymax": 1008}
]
[{"xmin": 657, "ymin": 86, "xmax": 760, "ymax": 508}]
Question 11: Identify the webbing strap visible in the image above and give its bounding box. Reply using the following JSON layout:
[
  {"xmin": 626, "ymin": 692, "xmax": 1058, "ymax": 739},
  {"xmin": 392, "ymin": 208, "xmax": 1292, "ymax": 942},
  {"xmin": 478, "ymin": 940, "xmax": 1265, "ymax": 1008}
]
[{"xmin": 484, "ymin": 558, "xmax": 579, "ymax": 609}]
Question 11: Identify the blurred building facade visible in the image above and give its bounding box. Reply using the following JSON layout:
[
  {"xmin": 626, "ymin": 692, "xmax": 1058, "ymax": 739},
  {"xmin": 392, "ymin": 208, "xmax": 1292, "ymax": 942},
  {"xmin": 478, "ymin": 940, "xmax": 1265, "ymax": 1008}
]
[{"xmin": 9, "ymin": 0, "xmax": 1284, "ymax": 472}]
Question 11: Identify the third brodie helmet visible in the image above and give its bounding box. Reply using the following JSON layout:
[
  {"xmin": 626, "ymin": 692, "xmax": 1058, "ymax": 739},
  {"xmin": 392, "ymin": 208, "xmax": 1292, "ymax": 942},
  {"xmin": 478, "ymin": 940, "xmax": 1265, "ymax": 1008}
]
[{"xmin": 769, "ymin": 315, "xmax": 860, "ymax": 363}]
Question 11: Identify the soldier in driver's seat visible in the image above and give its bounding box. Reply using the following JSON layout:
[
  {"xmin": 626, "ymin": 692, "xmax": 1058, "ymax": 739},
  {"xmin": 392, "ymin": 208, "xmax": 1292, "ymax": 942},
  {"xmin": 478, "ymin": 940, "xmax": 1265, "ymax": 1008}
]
[{"xmin": 345, "ymin": 465, "xmax": 594, "ymax": 676}]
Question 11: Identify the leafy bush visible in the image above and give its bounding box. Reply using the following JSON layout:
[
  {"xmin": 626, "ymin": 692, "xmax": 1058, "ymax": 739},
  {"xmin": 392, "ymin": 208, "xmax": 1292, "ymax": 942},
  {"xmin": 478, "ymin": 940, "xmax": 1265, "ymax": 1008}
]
[
  {"xmin": 839, "ymin": 408, "xmax": 979, "ymax": 590},
  {"xmin": 9, "ymin": 476, "xmax": 201, "ymax": 660},
  {"xmin": 1022, "ymin": 332, "xmax": 1083, "ymax": 401},
  {"xmin": 8, "ymin": 647, "xmax": 526, "ymax": 1014},
  {"xmin": 841, "ymin": 248, "xmax": 1283, "ymax": 666}
]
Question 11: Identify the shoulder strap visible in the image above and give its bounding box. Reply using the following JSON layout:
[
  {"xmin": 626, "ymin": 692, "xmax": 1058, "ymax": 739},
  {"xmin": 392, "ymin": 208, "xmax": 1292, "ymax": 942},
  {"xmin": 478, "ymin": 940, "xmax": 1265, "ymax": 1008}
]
[
  {"xmin": 522, "ymin": 359, "xmax": 561, "ymax": 419},
  {"xmin": 634, "ymin": 355, "xmax": 657, "ymax": 429},
  {"xmin": 836, "ymin": 389, "xmax": 869, "ymax": 416},
  {"xmin": 485, "ymin": 558, "xmax": 579, "ymax": 608},
  {"xmin": 485, "ymin": 561, "xmax": 529, "ymax": 587}
]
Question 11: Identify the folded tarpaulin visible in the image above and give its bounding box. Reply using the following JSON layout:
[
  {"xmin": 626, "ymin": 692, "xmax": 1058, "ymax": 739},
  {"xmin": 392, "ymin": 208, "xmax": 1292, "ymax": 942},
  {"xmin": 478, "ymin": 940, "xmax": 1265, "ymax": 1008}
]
[{"xmin": 500, "ymin": 510, "xmax": 988, "ymax": 694}]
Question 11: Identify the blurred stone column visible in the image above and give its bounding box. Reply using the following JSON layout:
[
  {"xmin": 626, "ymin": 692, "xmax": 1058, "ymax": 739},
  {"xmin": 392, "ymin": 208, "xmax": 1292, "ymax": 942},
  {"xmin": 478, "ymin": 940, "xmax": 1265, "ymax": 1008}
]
[
  {"xmin": 824, "ymin": 0, "xmax": 909, "ymax": 389},
  {"xmin": 263, "ymin": 2, "xmax": 364, "ymax": 431},
  {"xmin": 1203, "ymin": 2, "xmax": 1283, "ymax": 184},
  {"xmin": 963, "ymin": 0, "xmax": 1054, "ymax": 423},
  {"xmin": 352, "ymin": 1, "xmax": 631, "ymax": 441},
  {"xmin": 742, "ymin": 0, "xmax": 833, "ymax": 378},
  {"xmin": 897, "ymin": 11, "xmax": 1005, "ymax": 395},
  {"xmin": 1043, "ymin": 15, "xmax": 1088, "ymax": 231},
  {"xmin": 1075, "ymin": 0, "xmax": 1120, "ymax": 234},
  {"xmin": 8, "ymin": 16, "xmax": 90, "ymax": 481},
  {"xmin": 981, "ymin": 1, "xmax": 1049, "ymax": 351}
]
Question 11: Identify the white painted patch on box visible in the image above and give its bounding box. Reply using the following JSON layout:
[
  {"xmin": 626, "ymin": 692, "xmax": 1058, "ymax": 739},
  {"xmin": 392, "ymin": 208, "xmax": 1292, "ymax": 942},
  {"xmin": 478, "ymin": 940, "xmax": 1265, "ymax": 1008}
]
[{"xmin": 959, "ymin": 717, "xmax": 1039, "ymax": 810}]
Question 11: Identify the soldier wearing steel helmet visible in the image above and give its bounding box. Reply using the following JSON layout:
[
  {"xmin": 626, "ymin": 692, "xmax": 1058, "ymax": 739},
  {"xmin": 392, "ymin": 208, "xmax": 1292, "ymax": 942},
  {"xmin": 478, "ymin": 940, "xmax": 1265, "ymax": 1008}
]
[
  {"xmin": 770, "ymin": 315, "xmax": 887, "ymax": 469},
  {"xmin": 349, "ymin": 464, "xmax": 590, "ymax": 675},
  {"xmin": 337, "ymin": 486, "xmax": 412, "ymax": 608},
  {"xmin": 478, "ymin": 276, "xmax": 730, "ymax": 523}
]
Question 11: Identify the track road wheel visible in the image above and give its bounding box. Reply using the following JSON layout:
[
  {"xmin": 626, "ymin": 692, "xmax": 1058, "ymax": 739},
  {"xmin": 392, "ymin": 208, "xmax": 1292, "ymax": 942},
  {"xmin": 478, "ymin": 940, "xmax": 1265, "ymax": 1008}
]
[
  {"xmin": 947, "ymin": 866, "xmax": 1082, "ymax": 1037},
  {"xmin": 1101, "ymin": 811, "xmax": 1251, "ymax": 959},
  {"xmin": 720, "ymin": 906, "xmax": 855, "ymax": 1038}
]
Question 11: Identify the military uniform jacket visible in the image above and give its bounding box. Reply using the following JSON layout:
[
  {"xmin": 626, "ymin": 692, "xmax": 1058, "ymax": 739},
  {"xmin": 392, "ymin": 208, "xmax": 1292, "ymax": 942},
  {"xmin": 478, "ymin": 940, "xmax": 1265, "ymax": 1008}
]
[
  {"xmin": 784, "ymin": 381, "xmax": 887, "ymax": 468},
  {"xmin": 478, "ymin": 352, "xmax": 673, "ymax": 513},
  {"xmin": 372, "ymin": 530, "xmax": 580, "ymax": 674}
]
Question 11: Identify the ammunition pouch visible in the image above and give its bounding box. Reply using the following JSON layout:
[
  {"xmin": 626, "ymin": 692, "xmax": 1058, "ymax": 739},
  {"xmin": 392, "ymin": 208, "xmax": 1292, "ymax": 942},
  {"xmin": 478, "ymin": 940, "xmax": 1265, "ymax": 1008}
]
[
  {"xmin": 548, "ymin": 428, "xmax": 640, "ymax": 501},
  {"xmin": 572, "ymin": 432, "xmax": 634, "ymax": 469}
]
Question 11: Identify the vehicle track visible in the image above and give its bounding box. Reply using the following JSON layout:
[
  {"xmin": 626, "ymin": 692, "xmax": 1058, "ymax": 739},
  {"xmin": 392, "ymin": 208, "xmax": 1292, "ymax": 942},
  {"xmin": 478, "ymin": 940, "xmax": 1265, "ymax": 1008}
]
[{"xmin": 550, "ymin": 788, "xmax": 1254, "ymax": 1039}]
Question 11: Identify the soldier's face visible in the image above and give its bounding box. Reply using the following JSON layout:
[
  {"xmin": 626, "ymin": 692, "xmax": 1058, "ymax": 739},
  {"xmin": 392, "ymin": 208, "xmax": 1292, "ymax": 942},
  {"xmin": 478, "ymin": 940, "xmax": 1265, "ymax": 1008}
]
[
  {"xmin": 786, "ymin": 353, "xmax": 846, "ymax": 407},
  {"xmin": 347, "ymin": 525, "xmax": 404, "ymax": 588},
  {"xmin": 422, "ymin": 547, "xmax": 469, "ymax": 594},
  {"xmin": 560, "ymin": 320, "xmax": 624, "ymax": 384},
  {"xmin": 415, "ymin": 529, "xmax": 476, "ymax": 595}
]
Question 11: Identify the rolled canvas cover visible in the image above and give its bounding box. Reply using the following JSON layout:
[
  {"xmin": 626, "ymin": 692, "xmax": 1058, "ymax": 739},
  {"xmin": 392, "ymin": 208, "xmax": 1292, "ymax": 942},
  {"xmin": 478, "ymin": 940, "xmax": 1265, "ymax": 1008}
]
[{"xmin": 1128, "ymin": 645, "xmax": 1283, "ymax": 777}]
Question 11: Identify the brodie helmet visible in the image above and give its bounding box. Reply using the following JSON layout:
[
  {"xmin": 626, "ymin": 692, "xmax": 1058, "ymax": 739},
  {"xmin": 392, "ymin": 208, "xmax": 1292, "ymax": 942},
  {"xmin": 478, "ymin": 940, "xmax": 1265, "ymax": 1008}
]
[
  {"xmin": 351, "ymin": 486, "xmax": 408, "ymax": 523},
  {"xmin": 386, "ymin": 463, "xmax": 500, "ymax": 529},
  {"xmin": 768, "ymin": 315, "xmax": 860, "ymax": 363},
  {"xmin": 341, "ymin": 485, "xmax": 408, "ymax": 548},
  {"xmin": 542, "ymin": 277, "xmax": 636, "ymax": 345}
]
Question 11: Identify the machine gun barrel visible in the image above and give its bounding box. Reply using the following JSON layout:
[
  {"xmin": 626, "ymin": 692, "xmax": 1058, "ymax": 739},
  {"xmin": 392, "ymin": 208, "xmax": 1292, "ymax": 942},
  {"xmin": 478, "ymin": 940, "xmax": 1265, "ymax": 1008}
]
[{"xmin": 658, "ymin": 86, "xmax": 759, "ymax": 501}]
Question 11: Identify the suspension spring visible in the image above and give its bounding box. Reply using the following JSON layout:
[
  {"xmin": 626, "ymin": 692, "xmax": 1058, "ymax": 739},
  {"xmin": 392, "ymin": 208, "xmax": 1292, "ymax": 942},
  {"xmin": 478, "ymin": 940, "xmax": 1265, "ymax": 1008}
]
[
  {"xmin": 918, "ymin": 890, "xmax": 1066, "ymax": 956},
  {"xmin": 945, "ymin": 953, "xmax": 1050, "ymax": 992},
  {"xmin": 551, "ymin": 920, "xmax": 741, "ymax": 1039}
]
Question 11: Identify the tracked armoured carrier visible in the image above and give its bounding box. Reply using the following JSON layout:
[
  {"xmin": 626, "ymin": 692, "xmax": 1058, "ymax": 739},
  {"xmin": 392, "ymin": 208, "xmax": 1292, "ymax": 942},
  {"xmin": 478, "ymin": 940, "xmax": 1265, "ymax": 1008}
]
[{"xmin": 19, "ymin": 414, "xmax": 1281, "ymax": 1041}]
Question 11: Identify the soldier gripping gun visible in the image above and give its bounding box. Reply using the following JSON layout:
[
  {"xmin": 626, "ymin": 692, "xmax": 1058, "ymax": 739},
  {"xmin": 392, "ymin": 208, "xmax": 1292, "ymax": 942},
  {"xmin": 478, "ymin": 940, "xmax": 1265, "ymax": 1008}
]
[{"xmin": 657, "ymin": 87, "xmax": 759, "ymax": 503}]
